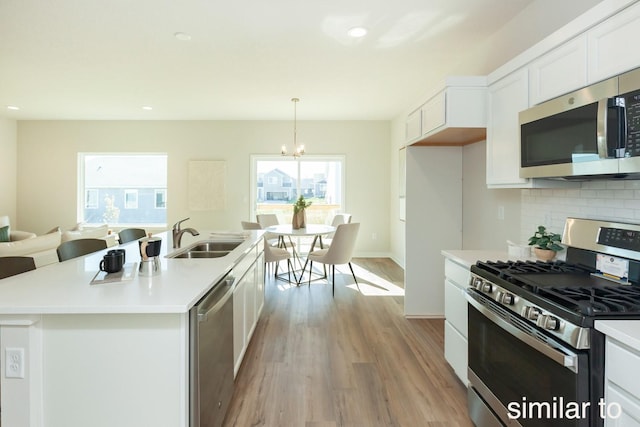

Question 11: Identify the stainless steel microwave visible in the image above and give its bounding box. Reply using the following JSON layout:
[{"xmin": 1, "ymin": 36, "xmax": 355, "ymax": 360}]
[{"xmin": 519, "ymin": 68, "xmax": 640, "ymax": 179}]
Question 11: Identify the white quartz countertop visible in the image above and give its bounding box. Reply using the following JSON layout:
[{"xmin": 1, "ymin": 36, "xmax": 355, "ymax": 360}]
[
  {"xmin": 0, "ymin": 230, "xmax": 263, "ymax": 315},
  {"xmin": 595, "ymin": 320, "xmax": 640, "ymax": 351}
]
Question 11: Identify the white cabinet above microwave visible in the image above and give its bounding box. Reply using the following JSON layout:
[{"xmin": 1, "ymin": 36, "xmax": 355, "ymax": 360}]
[{"xmin": 406, "ymin": 76, "xmax": 487, "ymax": 146}]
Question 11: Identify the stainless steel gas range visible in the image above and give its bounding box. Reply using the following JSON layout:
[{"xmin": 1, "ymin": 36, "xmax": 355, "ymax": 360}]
[{"xmin": 466, "ymin": 218, "xmax": 640, "ymax": 427}]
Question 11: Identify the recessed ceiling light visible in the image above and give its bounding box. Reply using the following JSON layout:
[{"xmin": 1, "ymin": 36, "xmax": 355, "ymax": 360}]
[
  {"xmin": 142, "ymin": 106, "xmax": 153, "ymax": 111},
  {"xmin": 7, "ymin": 105, "xmax": 20, "ymax": 110},
  {"xmin": 174, "ymin": 32, "xmax": 192, "ymax": 41},
  {"xmin": 347, "ymin": 27, "xmax": 368, "ymax": 38}
]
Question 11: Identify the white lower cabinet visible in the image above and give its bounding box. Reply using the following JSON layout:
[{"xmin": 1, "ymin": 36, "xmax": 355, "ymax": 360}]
[
  {"xmin": 443, "ymin": 257, "xmax": 470, "ymax": 385},
  {"xmin": 604, "ymin": 338, "xmax": 640, "ymax": 426},
  {"xmin": 444, "ymin": 321, "xmax": 468, "ymax": 385},
  {"xmin": 233, "ymin": 244, "xmax": 265, "ymax": 376}
]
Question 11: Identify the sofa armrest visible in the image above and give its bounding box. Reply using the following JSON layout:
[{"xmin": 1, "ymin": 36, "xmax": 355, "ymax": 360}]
[{"xmin": 10, "ymin": 230, "xmax": 37, "ymax": 241}]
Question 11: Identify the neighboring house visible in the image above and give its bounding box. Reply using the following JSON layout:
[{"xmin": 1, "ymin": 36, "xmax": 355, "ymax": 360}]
[
  {"xmin": 83, "ymin": 155, "xmax": 167, "ymax": 225},
  {"xmin": 84, "ymin": 187, "xmax": 167, "ymax": 225},
  {"xmin": 258, "ymin": 168, "xmax": 328, "ymax": 202},
  {"xmin": 259, "ymin": 169, "xmax": 297, "ymax": 202}
]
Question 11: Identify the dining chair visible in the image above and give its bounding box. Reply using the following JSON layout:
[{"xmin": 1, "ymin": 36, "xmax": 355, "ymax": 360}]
[
  {"xmin": 240, "ymin": 221, "xmax": 261, "ymax": 230},
  {"xmin": 0, "ymin": 256, "xmax": 37, "ymax": 279},
  {"xmin": 256, "ymin": 214, "xmax": 279, "ymax": 228},
  {"xmin": 323, "ymin": 213, "xmax": 353, "ymax": 247},
  {"xmin": 118, "ymin": 228, "xmax": 147, "ymax": 244},
  {"xmin": 57, "ymin": 238, "xmax": 108, "ymax": 262},
  {"xmin": 304, "ymin": 222, "xmax": 360, "ymax": 296},
  {"xmin": 254, "ymin": 215, "xmax": 296, "ymax": 250},
  {"xmin": 263, "ymin": 238, "xmax": 296, "ymax": 283}
]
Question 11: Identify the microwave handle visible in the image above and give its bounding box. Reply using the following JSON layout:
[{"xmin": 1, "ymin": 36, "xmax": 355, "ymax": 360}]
[{"xmin": 597, "ymin": 98, "xmax": 626, "ymax": 158}]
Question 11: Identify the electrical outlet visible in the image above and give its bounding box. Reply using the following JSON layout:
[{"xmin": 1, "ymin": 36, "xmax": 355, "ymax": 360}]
[
  {"xmin": 498, "ymin": 206, "xmax": 505, "ymax": 220},
  {"xmin": 5, "ymin": 348, "xmax": 25, "ymax": 379},
  {"xmin": 371, "ymin": 233, "xmax": 377, "ymax": 241}
]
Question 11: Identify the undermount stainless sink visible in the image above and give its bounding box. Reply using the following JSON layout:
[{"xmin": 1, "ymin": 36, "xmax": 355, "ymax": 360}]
[{"xmin": 166, "ymin": 240, "xmax": 243, "ymax": 259}]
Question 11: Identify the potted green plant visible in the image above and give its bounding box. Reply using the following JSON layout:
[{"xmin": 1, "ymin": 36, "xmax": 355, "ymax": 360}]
[
  {"xmin": 292, "ymin": 195, "xmax": 312, "ymax": 229},
  {"xmin": 528, "ymin": 225, "xmax": 564, "ymax": 261}
]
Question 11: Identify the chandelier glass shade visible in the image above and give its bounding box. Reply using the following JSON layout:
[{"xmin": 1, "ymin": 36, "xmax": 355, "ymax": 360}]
[{"xmin": 281, "ymin": 97, "xmax": 305, "ymax": 158}]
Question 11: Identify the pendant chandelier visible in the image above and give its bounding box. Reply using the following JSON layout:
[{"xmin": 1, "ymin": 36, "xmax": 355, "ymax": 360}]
[{"xmin": 281, "ymin": 97, "xmax": 305, "ymax": 158}]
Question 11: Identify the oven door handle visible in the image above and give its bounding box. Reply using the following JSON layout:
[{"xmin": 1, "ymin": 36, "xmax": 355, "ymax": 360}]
[{"xmin": 467, "ymin": 292, "xmax": 579, "ymax": 373}]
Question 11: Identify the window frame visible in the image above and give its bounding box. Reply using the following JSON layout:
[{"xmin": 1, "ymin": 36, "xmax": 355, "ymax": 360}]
[{"xmin": 249, "ymin": 154, "xmax": 346, "ymax": 222}]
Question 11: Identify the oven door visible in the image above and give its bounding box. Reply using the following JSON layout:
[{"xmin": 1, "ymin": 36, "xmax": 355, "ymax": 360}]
[{"xmin": 466, "ymin": 290, "xmax": 597, "ymax": 427}]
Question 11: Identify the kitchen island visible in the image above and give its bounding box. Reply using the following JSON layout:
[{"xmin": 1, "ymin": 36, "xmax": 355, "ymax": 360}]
[{"xmin": 0, "ymin": 230, "xmax": 264, "ymax": 427}]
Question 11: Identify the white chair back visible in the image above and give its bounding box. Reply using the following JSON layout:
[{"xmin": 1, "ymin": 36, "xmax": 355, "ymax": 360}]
[
  {"xmin": 320, "ymin": 223, "xmax": 359, "ymax": 265},
  {"xmin": 241, "ymin": 221, "xmax": 262, "ymax": 230},
  {"xmin": 330, "ymin": 213, "xmax": 352, "ymax": 226},
  {"xmin": 256, "ymin": 214, "xmax": 279, "ymax": 228}
]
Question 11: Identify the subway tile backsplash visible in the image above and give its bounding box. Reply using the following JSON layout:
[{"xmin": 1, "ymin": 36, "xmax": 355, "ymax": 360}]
[{"xmin": 520, "ymin": 180, "xmax": 640, "ymax": 243}]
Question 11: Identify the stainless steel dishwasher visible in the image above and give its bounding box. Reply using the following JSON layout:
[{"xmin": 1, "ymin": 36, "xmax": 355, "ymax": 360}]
[{"xmin": 190, "ymin": 269, "xmax": 235, "ymax": 427}]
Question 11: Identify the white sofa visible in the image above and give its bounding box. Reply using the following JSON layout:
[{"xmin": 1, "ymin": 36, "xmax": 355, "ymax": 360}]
[
  {"xmin": 0, "ymin": 215, "xmax": 36, "ymax": 242},
  {"xmin": 0, "ymin": 222, "xmax": 116, "ymax": 269},
  {"xmin": 61, "ymin": 223, "xmax": 117, "ymax": 247},
  {"xmin": 0, "ymin": 230, "xmax": 62, "ymax": 268}
]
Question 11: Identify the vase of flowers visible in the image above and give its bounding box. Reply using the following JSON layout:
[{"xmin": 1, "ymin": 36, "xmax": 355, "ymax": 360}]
[
  {"xmin": 528, "ymin": 225, "xmax": 564, "ymax": 261},
  {"xmin": 292, "ymin": 195, "xmax": 312, "ymax": 229}
]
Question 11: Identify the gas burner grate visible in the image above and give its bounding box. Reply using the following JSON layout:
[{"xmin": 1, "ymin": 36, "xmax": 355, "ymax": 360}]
[
  {"xmin": 476, "ymin": 260, "xmax": 591, "ymax": 278},
  {"xmin": 538, "ymin": 286, "xmax": 640, "ymax": 316}
]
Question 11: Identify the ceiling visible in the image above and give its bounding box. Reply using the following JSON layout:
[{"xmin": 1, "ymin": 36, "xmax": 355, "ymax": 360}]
[{"xmin": 0, "ymin": 0, "xmax": 595, "ymax": 121}]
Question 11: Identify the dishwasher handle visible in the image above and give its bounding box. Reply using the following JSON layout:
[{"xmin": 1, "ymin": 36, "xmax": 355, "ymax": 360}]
[{"xmin": 197, "ymin": 274, "xmax": 235, "ymax": 323}]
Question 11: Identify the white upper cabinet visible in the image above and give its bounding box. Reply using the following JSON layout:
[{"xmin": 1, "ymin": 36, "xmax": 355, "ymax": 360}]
[
  {"xmin": 486, "ymin": 68, "xmax": 530, "ymax": 187},
  {"xmin": 405, "ymin": 107, "xmax": 422, "ymax": 142},
  {"xmin": 421, "ymin": 90, "xmax": 446, "ymax": 135},
  {"xmin": 588, "ymin": 1, "xmax": 640, "ymax": 84},
  {"xmin": 405, "ymin": 76, "xmax": 487, "ymax": 146},
  {"xmin": 529, "ymin": 35, "xmax": 588, "ymax": 106}
]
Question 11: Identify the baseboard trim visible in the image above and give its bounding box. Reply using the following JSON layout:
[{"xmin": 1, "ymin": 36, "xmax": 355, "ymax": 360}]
[
  {"xmin": 352, "ymin": 251, "xmax": 393, "ymax": 258},
  {"xmin": 404, "ymin": 314, "xmax": 445, "ymax": 319}
]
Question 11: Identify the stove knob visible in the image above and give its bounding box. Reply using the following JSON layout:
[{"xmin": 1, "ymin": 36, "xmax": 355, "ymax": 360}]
[
  {"xmin": 481, "ymin": 283, "xmax": 493, "ymax": 293},
  {"xmin": 497, "ymin": 291, "xmax": 515, "ymax": 305},
  {"xmin": 471, "ymin": 277, "xmax": 483, "ymax": 289},
  {"xmin": 537, "ymin": 315, "xmax": 560, "ymax": 331},
  {"xmin": 522, "ymin": 306, "xmax": 541, "ymax": 321}
]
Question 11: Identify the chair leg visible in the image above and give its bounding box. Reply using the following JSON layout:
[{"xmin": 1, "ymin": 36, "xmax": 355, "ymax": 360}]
[
  {"xmin": 274, "ymin": 260, "xmax": 279, "ymax": 277},
  {"xmin": 308, "ymin": 261, "xmax": 313, "ymax": 286},
  {"xmin": 332, "ymin": 264, "xmax": 335, "ymax": 297},
  {"xmin": 348, "ymin": 262, "xmax": 360, "ymax": 292},
  {"xmin": 300, "ymin": 258, "xmax": 309, "ymax": 283}
]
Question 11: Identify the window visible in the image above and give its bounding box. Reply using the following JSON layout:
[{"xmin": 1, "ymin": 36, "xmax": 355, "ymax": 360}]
[
  {"xmin": 124, "ymin": 190, "xmax": 138, "ymax": 209},
  {"xmin": 85, "ymin": 189, "xmax": 98, "ymax": 209},
  {"xmin": 155, "ymin": 189, "xmax": 167, "ymax": 209},
  {"xmin": 251, "ymin": 155, "xmax": 345, "ymax": 225},
  {"xmin": 78, "ymin": 153, "xmax": 168, "ymax": 226}
]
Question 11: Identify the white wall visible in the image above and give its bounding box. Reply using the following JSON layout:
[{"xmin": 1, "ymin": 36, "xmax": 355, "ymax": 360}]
[
  {"xmin": 452, "ymin": 0, "xmax": 603, "ymax": 76},
  {"xmin": 404, "ymin": 146, "xmax": 462, "ymax": 317},
  {"xmin": 462, "ymin": 141, "xmax": 521, "ymax": 250},
  {"xmin": 389, "ymin": 115, "xmax": 406, "ymax": 267},
  {"xmin": 0, "ymin": 118, "xmax": 17, "ymax": 222},
  {"xmin": 16, "ymin": 120, "xmax": 390, "ymax": 255}
]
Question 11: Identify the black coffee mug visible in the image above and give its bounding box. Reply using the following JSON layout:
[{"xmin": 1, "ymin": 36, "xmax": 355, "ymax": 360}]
[
  {"xmin": 100, "ymin": 251, "xmax": 124, "ymax": 274},
  {"xmin": 107, "ymin": 249, "xmax": 126, "ymax": 264}
]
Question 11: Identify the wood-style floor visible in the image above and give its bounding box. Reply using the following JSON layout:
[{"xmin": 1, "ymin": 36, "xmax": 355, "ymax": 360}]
[{"xmin": 223, "ymin": 258, "xmax": 473, "ymax": 427}]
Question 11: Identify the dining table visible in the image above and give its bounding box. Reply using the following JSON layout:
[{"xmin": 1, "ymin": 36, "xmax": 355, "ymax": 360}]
[{"xmin": 264, "ymin": 224, "xmax": 335, "ymax": 284}]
